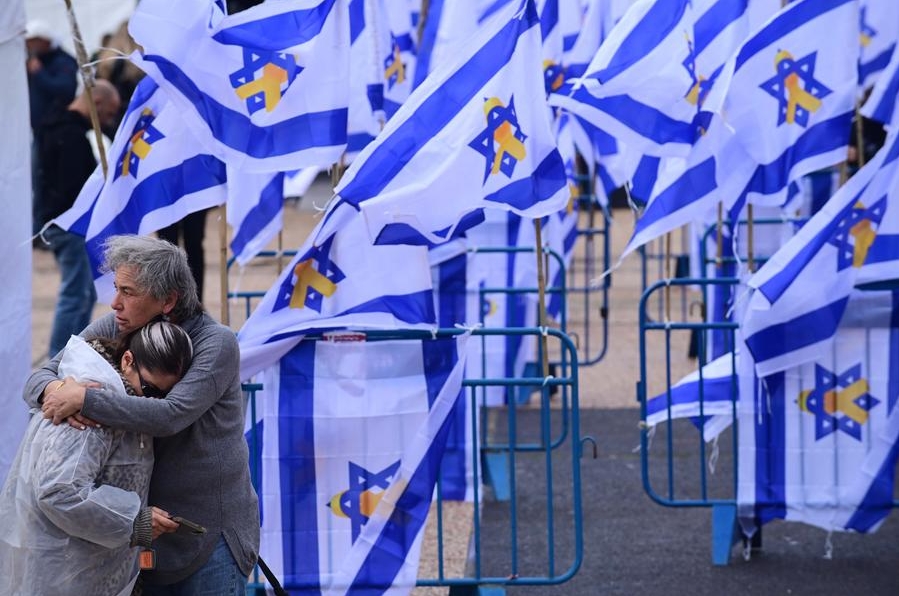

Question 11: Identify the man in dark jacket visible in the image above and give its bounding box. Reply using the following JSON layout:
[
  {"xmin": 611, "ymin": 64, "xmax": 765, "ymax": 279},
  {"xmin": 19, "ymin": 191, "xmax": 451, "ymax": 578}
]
[{"xmin": 36, "ymin": 79, "xmax": 120, "ymax": 357}]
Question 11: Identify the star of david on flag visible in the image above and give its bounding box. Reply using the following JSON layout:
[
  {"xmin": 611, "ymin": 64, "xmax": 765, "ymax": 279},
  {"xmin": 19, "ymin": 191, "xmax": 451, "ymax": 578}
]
[
  {"xmin": 272, "ymin": 234, "xmax": 346, "ymax": 313},
  {"xmin": 828, "ymin": 197, "xmax": 887, "ymax": 271},
  {"xmin": 469, "ymin": 96, "xmax": 528, "ymax": 183},
  {"xmin": 384, "ymin": 35, "xmax": 406, "ymax": 90},
  {"xmin": 328, "ymin": 461, "xmax": 400, "ymax": 542},
  {"xmin": 758, "ymin": 51, "xmax": 832, "ymax": 127},
  {"xmin": 114, "ymin": 108, "xmax": 164, "ymax": 180},
  {"xmin": 229, "ymin": 49, "xmax": 302, "ymax": 115},
  {"xmin": 799, "ymin": 364, "xmax": 879, "ymax": 441}
]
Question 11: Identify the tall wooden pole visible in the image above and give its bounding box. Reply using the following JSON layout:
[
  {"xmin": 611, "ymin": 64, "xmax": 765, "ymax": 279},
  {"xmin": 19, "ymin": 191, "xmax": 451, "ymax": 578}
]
[
  {"xmin": 534, "ymin": 219, "xmax": 551, "ymax": 380},
  {"xmin": 219, "ymin": 205, "xmax": 230, "ymax": 326}
]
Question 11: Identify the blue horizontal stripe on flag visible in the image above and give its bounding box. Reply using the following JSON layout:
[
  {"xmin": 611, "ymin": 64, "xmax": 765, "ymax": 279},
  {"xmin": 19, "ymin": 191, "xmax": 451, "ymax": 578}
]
[
  {"xmin": 483, "ymin": 152, "xmax": 566, "ymax": 210},
  {"xmin": 633, "ymin": 156, "xmax": 717, "ymax": 235},
  {"xmin": 744, "ymin": 296, "xmax": 849, "ymax": 366},
  {"xmin": 539, "ymin": 0, "xmax": 558, "ymax": 42},
  {"xmin": 278, "ymin": 340, "xmax": 320, "ymax": 588},
  {"xmin": 859, "ymin": 44, "xmax": 895, "ymax": 87},
  {"xmin": 340, "ymin": 1, "xmax": 539, "ymax": 205},
  {"xmin": 757, "ymin": 185, "xmax": 863, "ymax": 303},
  {"xmin": 340, "ymin": 289, "xmax": 436, "ymax": 325},
  {"xmin": 68, "ymin": 187, "xmax": 101, "ymax": 237},
  {"xmin": 630, "ymin": 155, "xmax": 661, "ymax": 203},
  {"xmin": 230, "ymin": 172, "xmax": 284, "ymax": 259},
  {"xmin": 144, "ymin": 55, "xmax": 348, "ymax": 158},
  {"xmin": 569, "ymin": 87, "xmax": 698, "ymax": 147},
  {"xmin": 744, "ymin": 112, "xmax": 853, "ymax": 197},
  {"xmin": 695, "ymin": 0, "xmax": 747, "ymax": 56},
  {"xmin": 349, "ymin": 0, "xmax": 364, "ymax": 43},
  {"xmin": 85, "ymin": 154, "xmax": 226, "ymax": 275},
  {"xmin": 735, "ymin": 0, "xmax": 851, "ymax": 71},
  {"xmin": 865, "ymin": 234, "xmax": 899, "ymax": 266},
  {"xmin": 479, "ymin": 0, "xmax": 514, "ymax": 24},
  {"xmin": 646, "ymin": 375, "xmax": 735, "ymax": 418},
  {"xmin": 412, "ymin": 0, "xmax": 445, "ymax": 89},
  {"xmin": 124, "ymin": 78, "xmax": 159, "ymax": 120},
  {"xmin": 572, "ymin": 114, "xmax": 617, "ymax": 156},
  {"xmin": 867, "ymin": 64, "xmax": 899, "ymax": 125},
  {"xmin": 563, "ymin": 32, "xmax": 578, "ymax": 52},
  {"xmin": 373, "ymin": 209, "xmax": 485, "ymax": 246},
  {"xmin": 212, "ymin": 0, "xmax": 335, "ymax": 50},
  {"xmin": 347, "ymin": 132, "xmax": 376, "ymax": 153},
  {"xmin": 590, "ymin": 0, "xmax": 689, "ymax": 84}
]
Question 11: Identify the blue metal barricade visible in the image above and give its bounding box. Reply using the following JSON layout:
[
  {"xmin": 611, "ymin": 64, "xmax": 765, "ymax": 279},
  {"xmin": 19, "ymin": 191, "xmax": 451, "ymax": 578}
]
[
  {"xmin": 243, "ymin": 327, "xmax": 589, "ymax": 594},
  {"xmin": 567, "ymin": 198, "xmax": 611, "ymax": 366}
]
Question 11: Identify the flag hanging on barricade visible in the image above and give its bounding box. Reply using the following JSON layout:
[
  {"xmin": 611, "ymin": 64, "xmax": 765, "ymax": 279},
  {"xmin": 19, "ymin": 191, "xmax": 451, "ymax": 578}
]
[
  {"xmin": 742, "ymin": 130, "xmax": 899, "ymax": 377},
  {"xmin": 237, "ymin": 202, "xmax": 437, "ymax": 381},
  {"xmin": 50, "ymin": 77, "xmax": 226, "ymax": 302},
  {"xmin": 129, "ymin": 0, "xmax": 349, "ymax": 173},
  {"xmin": 332, "ymin": 0, "xmax": 567, "ymax": 247},
  {"xmin": 251, "ymin": 331, "xmax": 470, "ymax": 594},
  {"xmin": 738, "ymin": 292, "xmax": 899, "ymax": 536}
]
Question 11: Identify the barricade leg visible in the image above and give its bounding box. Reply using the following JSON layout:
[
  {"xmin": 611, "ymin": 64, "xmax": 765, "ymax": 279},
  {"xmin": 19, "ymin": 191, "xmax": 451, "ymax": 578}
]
[{"xmin": 711, "ymin": 503, "xmax": 737, "ymax": 566}]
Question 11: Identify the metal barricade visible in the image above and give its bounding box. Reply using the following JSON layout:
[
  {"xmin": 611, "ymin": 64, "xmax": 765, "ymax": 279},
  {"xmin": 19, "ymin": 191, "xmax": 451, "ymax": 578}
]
[
  {"xmin": 244, "ymin": 327, "xmax": 589, "ymax": 594},
  {"xmin": 567, "ymin": 198, "xmax": 611, "ymax": 366}
]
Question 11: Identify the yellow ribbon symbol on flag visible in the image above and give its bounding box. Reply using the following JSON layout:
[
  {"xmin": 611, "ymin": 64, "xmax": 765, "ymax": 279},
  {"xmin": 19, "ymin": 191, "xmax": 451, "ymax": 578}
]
[
  {"xmin": 289, "ymin": 258, "xmax": 337, "ymax": 309},
  {"xmin": 850, "ymin": 203, "xmax": 877, "ymax": 268},
  {"xmin": 483, "ymin": 97, "xmax": 526, "ymax": 176},
  {"xmin": 235, "ymin": 62, "xmax": 289, "ymax": 112},
  {"xmin": 774, "ymin": 50, "xmax": 822, "ymax": 125},
  {"xmin": 120, "ymin": 109, "xmax": 154, "ymax": 178},
  {"xmin": 800, "ymin": 378, "xmax": 872, "ymax": 426},
  {"xmin": 384, "ymin": 44, "xmax": 406, "ymax": 85}
]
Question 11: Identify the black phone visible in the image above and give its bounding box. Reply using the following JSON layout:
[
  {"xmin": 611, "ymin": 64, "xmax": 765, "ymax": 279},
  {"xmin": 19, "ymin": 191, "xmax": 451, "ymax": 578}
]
[{"xmin": 171, "ymin": 515, "xmax": 207, "ymax": 535}]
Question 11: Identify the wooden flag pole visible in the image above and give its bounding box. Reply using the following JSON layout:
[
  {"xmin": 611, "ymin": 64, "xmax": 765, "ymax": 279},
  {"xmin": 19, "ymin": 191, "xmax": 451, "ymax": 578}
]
[
  {"xmin": 63, "ymin": 0, "xmax": 108, "ymax": 178},
  {"xmin": 664, "ymin": 232, "xmax": 672, "ymax": 321},
  {"xmin": 746, "ymin": 203, "xmax": 755, "ymax": 273},
  {"xmin": 219, "ymin": 204, "xmax": 230, "ymax": 326},
  {"xmin": 534, "ymin": 218, "xmax": 551, "ymax": 380},
  {"xmin": 855, "ymin": 98, "xmax": 867, "ymax": 169}
]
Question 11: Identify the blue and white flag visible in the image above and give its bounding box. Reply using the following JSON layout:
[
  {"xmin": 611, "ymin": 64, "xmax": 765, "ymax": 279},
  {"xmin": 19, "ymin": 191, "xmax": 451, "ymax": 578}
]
[
  {"xmin": 227, "ymin": 168, "xmax": 284, "ymax": 266},
  {"xmin": 129, "ymin": 0, "xmax": 349, "ymax": 173},
  {"xmin": 253, "ymin": 332, "xmax": 470, "ymax": 593},
  {"xmin": 742, "ymin": 130, "xmax": 899, "ymax": 377},
  {"xmin": 861, "ymin": 42, "xmax": 899, "ymax": 127},
  {"xmin": 722, "ymin": 0, "xmax": 859, "ymax": 207},
  {"xmin": 333, "ymin": 0, "xmax": 568, "ymax": 246},
  {"xmin": 51, "ymin": 78, "xmax": 227, "ymax": 302},
  {"xmin": 858, "ymin": 0, "xmax": 899, "ymax": 90},
  {"xmin": 238, "ymin": 203, "xmax": 437, "ymax": 380},
  {"xmin": 738, "ymin": 297, "xmax": 899, "ymax": 535},
  {"xmin": 563, "ymin": 0, "xmax": 612, "ymax": 79},
  {"xmin": 645, "ymin": 351, "xmax": 738, "ymax": 442}
]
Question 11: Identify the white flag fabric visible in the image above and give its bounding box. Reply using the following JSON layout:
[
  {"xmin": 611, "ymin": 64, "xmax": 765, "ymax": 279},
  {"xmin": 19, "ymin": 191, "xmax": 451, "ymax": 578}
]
[
  {"xmin": 333, "ymin": 0, "xmax": 568, "ymax": 246},
  {"xmin": 738, "ymin": 299, "xmax": 899, "ymax": 535},
  {"xmin": 742, "ymin": 130, "xmax": 899, "ymax": 377},
  {"xmin": 722, "ymin": 0, "xmax": 859, "ymax": 207},
  {"xmin": 237, "ymin": 202, "xmax": 437, "ymax": 380},
  {"xmin": 226, "ymin": 168, "xmax": 284, "ymax": 266},
  {"xmin": 861, "ymin": 42, "xmax": 899, "ymax": 127},
  {"xmin": 251, "ymin": 332, "xmax": 469, "ymax": 593},
  {"xmin": 51, "ymin": 78, "xmax": 227, "ymax": 302},
  {"xmin": 858, "ymin": 0, "xmax": 899, "ymax": 90},
  {"xmin": 129, "ymin": 0, "xmax": 350, "ymax": 173}
]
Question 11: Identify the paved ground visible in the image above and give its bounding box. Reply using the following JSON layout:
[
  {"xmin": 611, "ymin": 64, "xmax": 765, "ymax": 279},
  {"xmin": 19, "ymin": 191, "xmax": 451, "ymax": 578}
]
[{"xmin": 29, "ymin": 178, "xmax": 899, "ymax": 595}]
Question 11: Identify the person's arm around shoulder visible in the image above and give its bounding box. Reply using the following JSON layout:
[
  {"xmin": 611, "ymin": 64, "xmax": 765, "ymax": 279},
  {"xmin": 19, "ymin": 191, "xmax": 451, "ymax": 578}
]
[{"xmin": 80, "ymin": 319, "xmax": 241, "ymax": 437}]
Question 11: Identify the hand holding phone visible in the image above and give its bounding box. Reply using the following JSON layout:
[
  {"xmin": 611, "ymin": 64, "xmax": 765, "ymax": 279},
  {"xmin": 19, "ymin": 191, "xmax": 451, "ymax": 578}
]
[{"xmin": 171, "ymin": 515, "xmax": 207, "ymax": 535}]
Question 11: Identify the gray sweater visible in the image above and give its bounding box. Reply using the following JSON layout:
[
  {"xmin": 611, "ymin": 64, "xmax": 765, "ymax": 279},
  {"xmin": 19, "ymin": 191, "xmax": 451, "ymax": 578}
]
[{"xmin": 24, "ymin": 312, "xmax": 260, "ymax": 585}]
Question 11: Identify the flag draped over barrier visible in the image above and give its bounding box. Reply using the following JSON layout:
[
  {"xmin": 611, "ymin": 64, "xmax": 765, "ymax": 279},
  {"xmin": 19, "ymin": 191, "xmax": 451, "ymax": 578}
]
[
  {"xmin": 333, "ymin": 0, "xmax": 567, "ymax": 246},
  {"xmin": 129, "ymin": 0, "xmax": 350, "ymax": 173},
  {"xmin": 251, "ymin": 333, "xmax": 470, "ymax": 594}
]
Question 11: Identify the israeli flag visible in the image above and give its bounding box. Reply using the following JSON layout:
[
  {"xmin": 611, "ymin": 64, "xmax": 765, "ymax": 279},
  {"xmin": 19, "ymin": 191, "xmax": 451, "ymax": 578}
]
[
  {"xmin": 227, "ymin": 168, "xmax": 284, "ymax": 266},
  {"xmin": 861, "ymin": 44, "xmax": 899, "ymax": 127},
  {"xmin": 51, "ymin": 78, "xmax": 226, "ymax": 302},
  {"xmin": 722, "ymin": 0, "xmax": 859, "ymax": 207},
  {"xmin": 738, "ymin": 295, "xmax": 899, "ymax": 535},
  {"xmin": 253, "ymin": 332, "xmax": 470, "ymax": 593},
  {"xmin": 743, "ymin": 130, "xmax": 899, "ymax": 377},
  {"xmin": 858, "ymin": 0, "xmax": 899, "ymax": 90},
  {"xmin": 129, "ymin": 0, "xmax": 349, "ymax": 173},
  {"xmin": 334, "ymin": 0, "xmax": 568, "ymax": 246},
  {"xmin": 645, "ymin": 351, "xmax": 738, "ymax": 442},
  {"xmin": 238, "ymin": 202, "xmax": 437, "ymax": 381}
]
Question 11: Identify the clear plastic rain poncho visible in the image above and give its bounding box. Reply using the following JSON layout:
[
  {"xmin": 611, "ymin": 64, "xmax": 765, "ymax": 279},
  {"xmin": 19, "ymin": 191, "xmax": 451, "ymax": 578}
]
[{"xmin": 0, "ymin": 336, "xmax": 153, "ymax": 596}]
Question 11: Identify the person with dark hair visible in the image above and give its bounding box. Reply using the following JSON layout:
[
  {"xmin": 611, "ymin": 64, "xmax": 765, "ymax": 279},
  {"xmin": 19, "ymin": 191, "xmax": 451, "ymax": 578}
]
[
  {"xmin": 27, "ymin": 234, "xmax": 260, "ymax": 595},
  {"xmin": 0, "ymin": 321, "xmax": 193, "ymax": 596}
]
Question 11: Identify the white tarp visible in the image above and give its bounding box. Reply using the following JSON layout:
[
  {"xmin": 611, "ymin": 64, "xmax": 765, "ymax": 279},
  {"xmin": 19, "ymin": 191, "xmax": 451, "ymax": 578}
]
[{"xmin": 0, "ymin": 0, "xmax": 32, "ymax": 484}]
